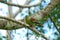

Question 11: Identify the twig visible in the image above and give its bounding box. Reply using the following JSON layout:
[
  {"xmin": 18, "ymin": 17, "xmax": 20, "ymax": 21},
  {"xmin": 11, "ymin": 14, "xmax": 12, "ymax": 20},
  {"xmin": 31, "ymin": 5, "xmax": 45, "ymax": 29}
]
[
  {"xmin": 13, "ymin": 8, "xmax": 23, "ymax": 18},
  {"xmin": 48, "ymin": 14, "xmax": 60, "ymax": 33}
]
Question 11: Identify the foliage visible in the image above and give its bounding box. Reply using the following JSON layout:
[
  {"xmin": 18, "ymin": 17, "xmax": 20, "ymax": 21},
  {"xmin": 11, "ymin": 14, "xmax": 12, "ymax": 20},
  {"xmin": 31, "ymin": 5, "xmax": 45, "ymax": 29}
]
[{"xmin": 51, "ymin": 3, "xmax": 60, "ymax": 30}]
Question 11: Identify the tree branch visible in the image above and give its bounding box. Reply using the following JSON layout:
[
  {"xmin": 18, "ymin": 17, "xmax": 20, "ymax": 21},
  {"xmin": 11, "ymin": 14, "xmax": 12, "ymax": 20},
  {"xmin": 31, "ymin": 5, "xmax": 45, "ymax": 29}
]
[
  {"xmin": 0, "ymin": 20, "xmax": 24, "ymax": 30},
  {"xmin": 21, "ymin": 15, "xmax": 47, "ymax": 39},
  {"xmin": 0, "ymin": 17, "xmax": 48, "ymax": 40},
  {"xmin": 0, "ymin": 0, "xmax": 42, "ymax": 8},
  {"xmin": 48, "ymin": 14, "xmax": 60, "ymax": 33},
  {"xmin": 27, "ymin": 27, "xmax": 49, "ymax": 40},
  {"xmin": 0, "ymin": 16, "xmax": 29, "ymax": 27}
]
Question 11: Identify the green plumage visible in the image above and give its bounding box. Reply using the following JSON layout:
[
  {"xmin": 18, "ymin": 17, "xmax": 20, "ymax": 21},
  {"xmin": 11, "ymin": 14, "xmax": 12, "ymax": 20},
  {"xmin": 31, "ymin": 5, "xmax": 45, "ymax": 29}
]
[
  {"xmin": 25, "ymin": 16, "xmax": 32, "ymax": 26},
  {"xmin": 25, "ymin": 16, "xmax": 33, "ymax": 26}
]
